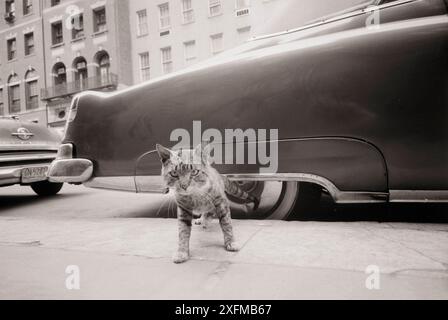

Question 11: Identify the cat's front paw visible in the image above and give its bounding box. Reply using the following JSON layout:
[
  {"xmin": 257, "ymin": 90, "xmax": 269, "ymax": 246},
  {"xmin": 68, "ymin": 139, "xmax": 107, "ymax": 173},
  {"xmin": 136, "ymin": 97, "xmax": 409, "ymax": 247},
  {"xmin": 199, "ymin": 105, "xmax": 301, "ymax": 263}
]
[
  {"xmin": 172, "ymin": 251, "xmax": 190, "ymax": 264},
  {"xmin": 225, "ymin": 242, "xmax": 240, "ymax": 252}
]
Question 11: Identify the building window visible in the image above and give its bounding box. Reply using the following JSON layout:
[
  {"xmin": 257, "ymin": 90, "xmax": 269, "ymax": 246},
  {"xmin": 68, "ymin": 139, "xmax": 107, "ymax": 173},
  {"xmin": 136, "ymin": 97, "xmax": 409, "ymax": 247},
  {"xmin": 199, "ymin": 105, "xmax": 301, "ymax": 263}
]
[
  {"xmin": 23, "ymin": 0, "xmax": 32, "ymax": 15},
  {"xmin": 8, "ymin": 74, "xmax": 20, "ymax": 114},
  {"xmin": 25, "ymin": 69, "xmax": 39, "ymax": 110},
  {"xmin": 93, "ymin": 7, "xmax": 107, "ymax": 33},
  {"xmin": 7, "ymin": 38, "xmax": 17, "ymax": 61},
  {"xmin": 158, "ymin": 3, "xmax": 170, "ymax": 29},
  {"xmin": 236, "ymin": 0, "xmax": 250, "ymax": 9},
  {"xmin": 0, "ymin": 88, "xmax": 4, "ymax": 116},
  {"xmin": 24, "ymin": 32, "xmax": 34, "ymax": 56},
  {"xmin": 51, "ymin": 0, "xmax": 60, "ymax": 6},
  {"xmin": 161, "ymin": 47, "xmax": 173, "ymax": 74},
  {"xmin": 182, "ymin": 0, "xmax": 194, "ymax": 24},
  {"xmin": 5, "ymin": 0, "xmax": 16, "ymax": 20},
  {"xmin": 237, "ymin": 26, "xmax": 251, "ymax": 43},
  {"xmin": 73, "ymin": 57, "xmax": 88, "ymax": 90},
  {"xmin": 96, "ymin": 51, "xmax": 110, "ymax": 84},
  {"xmin": 71, "ymin": 14, "xmax": 84, "ymax": 40},
  {"xmin": 51, "ymin": 21, "xmax": 63, "ymax": 45},
  {"xmin": 52, "ymin": 63, "xmax": 66, "ymax": 86},
  {"xmin": 184, "ymin": 40, "xmax": 196, "ymax": 62},
  {"xmin": 137, "ymin": 9, "xmax": 148, "ymax": 36},
  {"xmin": 235, "ymin": 0, "xmax": 250, "ymax": 16},
  {"xmin": 139, "ymin": 52, "xmax": 150, "ymax": 81},
  {"xmin": 210, "ymin": 33, "xmax": 223, "ymax": 54},
  {"xmin": 209, "ymin": 0, "xmax": 222, "ymax": 17}
]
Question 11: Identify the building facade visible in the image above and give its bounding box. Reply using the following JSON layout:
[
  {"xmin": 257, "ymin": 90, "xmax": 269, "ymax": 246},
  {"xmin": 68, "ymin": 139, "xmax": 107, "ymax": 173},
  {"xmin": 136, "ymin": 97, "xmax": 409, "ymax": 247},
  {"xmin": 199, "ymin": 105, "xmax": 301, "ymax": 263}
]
[
  {"xmin": 1, "ymin": 0, "xmax": 286, "ymax": 130},
  {"xmin": 0, "ymin": 0, "xmax": 133, "ymax": 132},
  {"xmin": 41, "ymin": 0, "xmax": 132, "ymax": 131},
  {"xmin": 0, "ymin": 0, "xmax": 46, "ymax": 123},
  {"xmin": 129, "ymin": 0, "xmax": 284, "ymax": 84}
]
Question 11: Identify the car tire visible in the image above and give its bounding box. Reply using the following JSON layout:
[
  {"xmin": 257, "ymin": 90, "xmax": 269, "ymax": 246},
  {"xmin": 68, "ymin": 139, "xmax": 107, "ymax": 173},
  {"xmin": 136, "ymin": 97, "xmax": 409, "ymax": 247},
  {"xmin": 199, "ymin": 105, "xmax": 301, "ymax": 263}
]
[
  {"xmin": 31, "ymin": 181, "xmax": 64, "ymax": 197},
  {"xmin": 285, "ymin": 182, "xmax": 323, "ymax": 221},
  {"xmin": 229, "ymin": 181, "xmax": 322, "ymax": 220}
]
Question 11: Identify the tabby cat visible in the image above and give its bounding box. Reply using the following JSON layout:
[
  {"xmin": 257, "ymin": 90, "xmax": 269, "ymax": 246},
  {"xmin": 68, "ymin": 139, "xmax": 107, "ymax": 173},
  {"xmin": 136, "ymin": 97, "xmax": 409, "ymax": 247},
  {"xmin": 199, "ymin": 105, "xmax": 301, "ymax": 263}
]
[{"xmin": 156, "ymin": 142, "xmax": 259, "ymax": 264}]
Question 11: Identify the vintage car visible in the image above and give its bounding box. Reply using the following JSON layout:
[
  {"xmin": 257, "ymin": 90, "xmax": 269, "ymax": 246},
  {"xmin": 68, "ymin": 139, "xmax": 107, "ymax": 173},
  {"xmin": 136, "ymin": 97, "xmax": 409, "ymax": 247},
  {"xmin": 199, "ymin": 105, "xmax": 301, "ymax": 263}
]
[
  {"xmin": 49, "ymin": 0, "xmax": 448, "ymax": 219},
  {"xmin": 0, "ymin": 116, "xmax": 63, "ymax": 196}
]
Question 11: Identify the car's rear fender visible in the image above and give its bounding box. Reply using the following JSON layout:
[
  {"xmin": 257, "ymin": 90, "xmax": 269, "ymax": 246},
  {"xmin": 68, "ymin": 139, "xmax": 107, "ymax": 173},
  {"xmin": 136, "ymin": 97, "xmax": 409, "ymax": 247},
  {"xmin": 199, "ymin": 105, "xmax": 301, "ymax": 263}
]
[{"xmin": 131, "ymin": 137, "xmax": 388, "ymax": 203}]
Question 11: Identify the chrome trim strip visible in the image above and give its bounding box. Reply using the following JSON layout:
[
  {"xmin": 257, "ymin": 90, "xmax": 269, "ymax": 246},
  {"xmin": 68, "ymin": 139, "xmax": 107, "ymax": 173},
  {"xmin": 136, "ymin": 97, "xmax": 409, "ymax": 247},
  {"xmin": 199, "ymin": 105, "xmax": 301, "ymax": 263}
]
[
  {"xmin": 390, "ymin": 190, "xmax": 448, "ymax": 203},
  {"xmin": 76, "ymin": 174, "xmax": 448, "ymax": 203},
  {"xmin": 116, "ymin": 173, "xmax": 387, "ymax": 203},
  {"xmin": 251, "ymin": 0, "xmax": 417, "ymax": 41},
  {"xmin": 85, "ymin": 177, "xmax": 137, "ymax": 193},
  {"xmin": 0, "ymin": 145, "xmax": 59, "ymax": 152},
  {"xmin": 11, "ymin": 133, "xmax": 35, "ymax": 138},
  {"xmin": 226, "ymin": 173, "xmax": 388, "ymax": 204},
  {"xmin": 135, "ymin": 175, "xmax": 170, "ymax": 194},
  {"xmin": 86, "ymin": 176, "xmax": 170, "ymax": 194},
  {"xmin": 0, "ymin": 154, "xmax": 56, "ymax": 163}
]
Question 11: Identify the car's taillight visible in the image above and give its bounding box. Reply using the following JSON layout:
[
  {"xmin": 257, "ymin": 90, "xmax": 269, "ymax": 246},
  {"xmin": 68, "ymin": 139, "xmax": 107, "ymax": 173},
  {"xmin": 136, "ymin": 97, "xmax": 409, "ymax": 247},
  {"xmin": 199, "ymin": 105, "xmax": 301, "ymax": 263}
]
[
  {"xmin": 63, "ymin": 96, "xmax": 79, "ymax": 138},
  {"xmin": 56, "ymin": 144, "xmax": 73, "ymax": 160},
  {"xmin": 67, "ymin": 96, "xmax": 79, "ymax": 123}
]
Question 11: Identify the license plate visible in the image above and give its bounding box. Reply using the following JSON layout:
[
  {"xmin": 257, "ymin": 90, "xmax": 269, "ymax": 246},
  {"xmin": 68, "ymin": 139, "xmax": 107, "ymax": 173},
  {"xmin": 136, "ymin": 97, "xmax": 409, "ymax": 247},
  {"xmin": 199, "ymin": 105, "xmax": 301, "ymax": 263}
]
[{"xmin": 22, "ymin": 166, "xmax": 49, "ymax": 182}]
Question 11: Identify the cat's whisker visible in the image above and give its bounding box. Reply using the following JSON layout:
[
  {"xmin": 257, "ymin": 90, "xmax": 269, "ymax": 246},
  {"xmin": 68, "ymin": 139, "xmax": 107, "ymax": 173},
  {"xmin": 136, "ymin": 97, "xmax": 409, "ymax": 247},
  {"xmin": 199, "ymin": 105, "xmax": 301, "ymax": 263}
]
[
  {"xmin": 167, "ymin": 199, "xmax": 173, "ymax": 218},
  {"xmin": 165, "ymin": 197, "xmax": 174, "ymax": 218},
  {"xmin": 168, "ymin": 198, "xmax": 177, "ymax": 218},
  {"xmin": 155, "ymin": 195, "xmax": 170, "ymax": 218}
]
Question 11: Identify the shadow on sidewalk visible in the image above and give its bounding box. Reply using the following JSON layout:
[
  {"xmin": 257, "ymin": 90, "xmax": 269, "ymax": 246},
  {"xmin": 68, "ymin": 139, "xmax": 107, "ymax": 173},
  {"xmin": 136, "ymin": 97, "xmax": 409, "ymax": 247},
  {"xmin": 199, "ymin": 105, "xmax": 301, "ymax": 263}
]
[
  {"xmin": 293, "ymin": 194, "xmax": 448, "ymax": 223},
  {"xmin": 0, "ymin": 193, "xmax": 81, "ymax": 213}
]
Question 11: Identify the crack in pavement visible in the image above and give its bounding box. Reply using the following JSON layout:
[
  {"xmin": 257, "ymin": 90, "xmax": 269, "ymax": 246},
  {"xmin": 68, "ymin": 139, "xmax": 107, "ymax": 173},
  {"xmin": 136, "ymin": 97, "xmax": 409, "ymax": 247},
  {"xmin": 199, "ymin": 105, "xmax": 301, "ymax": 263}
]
[
  {"xmin": 198, "ymin": 225, "xmax": 267, "ymax": 292},
  {"xmin": 388, "ymin": 268, "xmax": 448, "ymax": 278},
  {"xmin": 0, "ymin": 240, "xmax": 42, "ymax": 247}
]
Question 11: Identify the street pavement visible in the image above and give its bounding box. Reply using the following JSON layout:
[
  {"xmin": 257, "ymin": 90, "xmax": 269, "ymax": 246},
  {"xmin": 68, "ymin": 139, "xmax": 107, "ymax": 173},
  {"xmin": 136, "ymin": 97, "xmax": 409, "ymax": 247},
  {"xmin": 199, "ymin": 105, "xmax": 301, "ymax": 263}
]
[{"xmin": 0, "ymin": 184, "xmax": 447, "ymax": 300}]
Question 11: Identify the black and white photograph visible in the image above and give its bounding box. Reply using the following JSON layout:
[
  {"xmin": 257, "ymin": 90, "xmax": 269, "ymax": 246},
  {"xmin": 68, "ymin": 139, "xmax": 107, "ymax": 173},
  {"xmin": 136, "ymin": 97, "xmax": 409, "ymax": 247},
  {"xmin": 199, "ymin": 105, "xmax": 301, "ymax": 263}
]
[{"xmin": 0, "ymin": 0, "xmax": 447, "ymax": 304}]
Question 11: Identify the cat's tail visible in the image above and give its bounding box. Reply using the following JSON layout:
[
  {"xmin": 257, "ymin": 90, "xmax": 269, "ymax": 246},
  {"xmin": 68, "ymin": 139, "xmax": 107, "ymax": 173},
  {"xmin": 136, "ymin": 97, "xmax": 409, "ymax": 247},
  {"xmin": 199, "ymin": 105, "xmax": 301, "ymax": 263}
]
[{"xmin": 222, "ymin": 176, "xmax": 260, "ymax": 211}]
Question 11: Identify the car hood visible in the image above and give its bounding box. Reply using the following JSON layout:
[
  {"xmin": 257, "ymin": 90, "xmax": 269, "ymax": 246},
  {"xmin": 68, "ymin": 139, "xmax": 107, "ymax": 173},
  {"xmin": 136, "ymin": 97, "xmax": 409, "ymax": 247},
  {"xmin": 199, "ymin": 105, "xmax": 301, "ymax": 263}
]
[{"xmin": 0, "ymin": 118, "xmax": 61, "ymax": 151}]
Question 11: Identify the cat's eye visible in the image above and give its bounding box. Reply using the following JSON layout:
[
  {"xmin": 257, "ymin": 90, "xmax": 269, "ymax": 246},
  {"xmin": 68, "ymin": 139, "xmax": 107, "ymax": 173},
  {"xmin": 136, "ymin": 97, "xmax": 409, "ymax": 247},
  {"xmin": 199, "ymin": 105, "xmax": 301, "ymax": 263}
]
[
  {"xmin": 169, "ymin": 171, "xmax": 179, "ymax": 178},
  {"xmin": 191, "ymin": 170, "xmax": 200, "ymax": 176}
]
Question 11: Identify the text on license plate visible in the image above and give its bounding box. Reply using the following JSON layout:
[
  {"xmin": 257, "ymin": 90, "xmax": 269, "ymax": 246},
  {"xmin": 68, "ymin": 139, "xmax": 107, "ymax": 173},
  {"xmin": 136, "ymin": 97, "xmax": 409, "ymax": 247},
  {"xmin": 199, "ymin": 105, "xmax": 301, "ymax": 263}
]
[{"xmin": 22, "ymin": 167, "xmax": 48, "ymax": 179}]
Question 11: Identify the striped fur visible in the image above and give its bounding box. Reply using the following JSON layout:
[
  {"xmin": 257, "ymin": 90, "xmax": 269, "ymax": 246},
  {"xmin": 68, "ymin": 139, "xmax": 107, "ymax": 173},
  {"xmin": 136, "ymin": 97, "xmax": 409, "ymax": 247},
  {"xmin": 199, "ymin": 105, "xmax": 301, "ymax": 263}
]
[{"xmin": 156, "ymin": 143, "xmax": 255, "ymax": 263}]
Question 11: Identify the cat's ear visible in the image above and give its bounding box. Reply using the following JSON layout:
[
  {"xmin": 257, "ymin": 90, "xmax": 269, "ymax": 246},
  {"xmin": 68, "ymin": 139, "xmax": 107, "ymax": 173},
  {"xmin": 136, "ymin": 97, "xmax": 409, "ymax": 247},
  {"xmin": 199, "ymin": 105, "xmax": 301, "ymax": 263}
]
[
  {"xmin": 156, "ymin": 144, "xmax": 173, "ymax": 164},
  {"xmin": 195, "ymin": 141, "xmax": 212, "ymax": 165}
]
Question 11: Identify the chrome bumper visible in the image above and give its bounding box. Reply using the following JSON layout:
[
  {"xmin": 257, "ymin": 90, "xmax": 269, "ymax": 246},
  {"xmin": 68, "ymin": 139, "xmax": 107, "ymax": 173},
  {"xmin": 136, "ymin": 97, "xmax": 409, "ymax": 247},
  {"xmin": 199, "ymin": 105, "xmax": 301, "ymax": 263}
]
[
  {"xmin": 48, "ymin": 159, "xmax": 93, "ymax": 183},
  {"xmin": 0, "ymin": 163, "xmax": 52, "ymax": 186}
]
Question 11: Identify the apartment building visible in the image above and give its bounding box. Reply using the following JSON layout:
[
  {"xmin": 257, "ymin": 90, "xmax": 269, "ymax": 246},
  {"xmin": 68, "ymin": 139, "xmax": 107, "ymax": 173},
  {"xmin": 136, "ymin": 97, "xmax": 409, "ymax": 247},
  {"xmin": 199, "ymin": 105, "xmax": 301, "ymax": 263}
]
[
  {"xmin": 0, "ymin": 0, "xmax": 133, "ymax": 132},
  {"xmin": 129, "ymin": 0, "xmax": 285, "ymax": 83},
  {"xmin": 0, "ymin": 0, "xmax": 304, "ymax": 130},
  {"xmin": 1, "ymin": 0, "xmax": 285, "ymax": 130},
  {"xmin": 41, "ymin": 0, "xmax": 132, "ymax": 130},
  {"xmin": 0, "ymin": 0, "xmax": 46, "ymax": 123}
]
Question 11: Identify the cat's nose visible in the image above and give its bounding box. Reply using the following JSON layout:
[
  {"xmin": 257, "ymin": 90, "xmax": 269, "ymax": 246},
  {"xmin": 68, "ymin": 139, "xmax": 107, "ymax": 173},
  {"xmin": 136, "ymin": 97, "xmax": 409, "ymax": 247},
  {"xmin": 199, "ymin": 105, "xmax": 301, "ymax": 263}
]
[{"xmin": 180, "ymin": 183, "xmax": 189, "ymax": 190}]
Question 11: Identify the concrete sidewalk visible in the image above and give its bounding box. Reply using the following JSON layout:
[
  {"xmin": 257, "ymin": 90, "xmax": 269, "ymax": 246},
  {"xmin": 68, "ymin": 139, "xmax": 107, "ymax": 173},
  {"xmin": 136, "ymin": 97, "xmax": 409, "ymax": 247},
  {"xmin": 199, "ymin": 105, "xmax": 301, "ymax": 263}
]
[{"xmin": 0, "ymin": 217, "xmax": 447, "ymax": 299}]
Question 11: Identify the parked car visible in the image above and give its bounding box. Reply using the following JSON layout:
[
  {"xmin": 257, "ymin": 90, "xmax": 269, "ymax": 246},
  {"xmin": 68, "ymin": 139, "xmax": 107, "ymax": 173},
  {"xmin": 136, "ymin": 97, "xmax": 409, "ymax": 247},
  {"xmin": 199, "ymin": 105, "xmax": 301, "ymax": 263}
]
[
  {"xmin": 0, "ymin": 116, "xmax": 63, "ymax": 196},
  {"xmin": 49, "ymin": 0, "xmax": 448, "ymax": 219}
]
